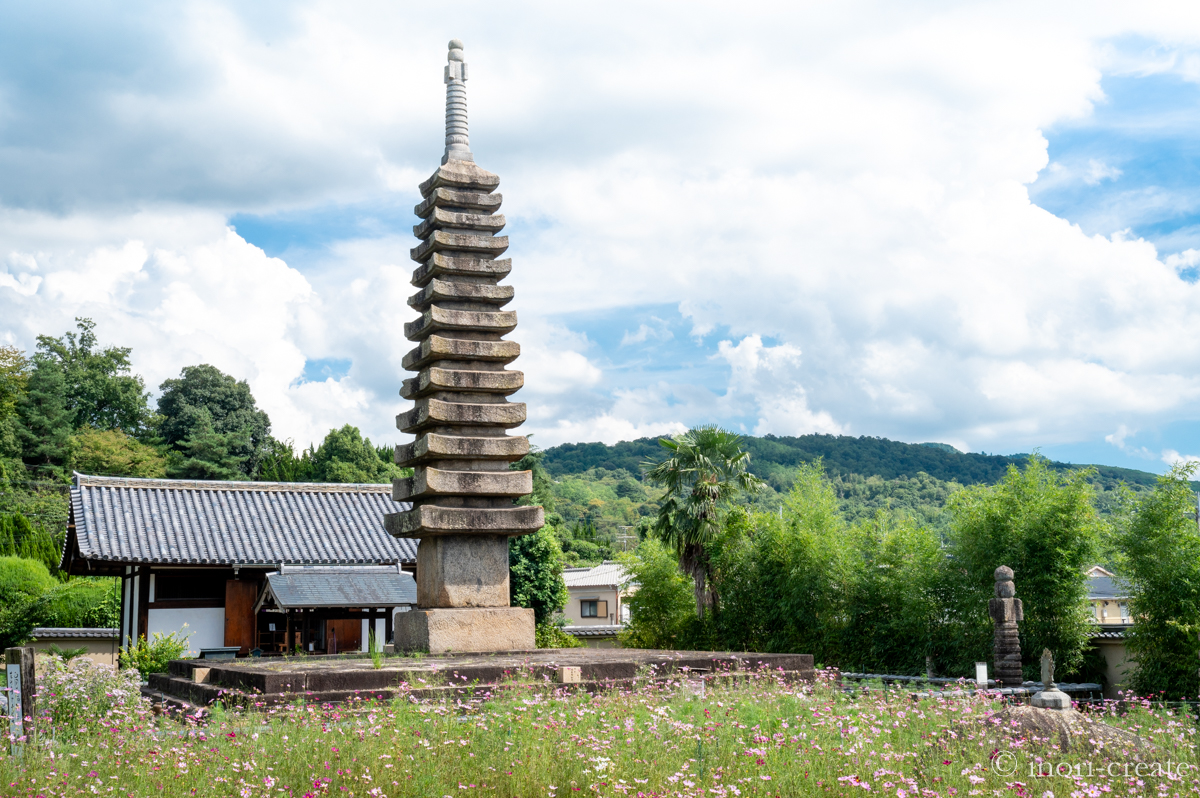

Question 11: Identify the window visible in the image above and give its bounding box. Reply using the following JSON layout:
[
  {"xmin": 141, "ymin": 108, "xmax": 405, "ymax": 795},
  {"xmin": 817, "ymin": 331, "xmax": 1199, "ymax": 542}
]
[{"xmin": 581, "ymin": 600, "xmax": 608, "ymax": 618}]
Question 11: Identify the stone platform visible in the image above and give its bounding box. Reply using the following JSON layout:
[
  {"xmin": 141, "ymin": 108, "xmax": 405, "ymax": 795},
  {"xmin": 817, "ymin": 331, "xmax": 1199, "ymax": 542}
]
[{"xmin": 145, "ymin": 649, "xmax": 815, "ymax": 711}]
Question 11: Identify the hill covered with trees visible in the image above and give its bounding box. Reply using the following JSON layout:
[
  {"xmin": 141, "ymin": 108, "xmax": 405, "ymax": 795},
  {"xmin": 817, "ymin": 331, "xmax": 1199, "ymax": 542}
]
[{"xmin": 541, "ymin": 433, "xmax": 1162, "ymax": 489}]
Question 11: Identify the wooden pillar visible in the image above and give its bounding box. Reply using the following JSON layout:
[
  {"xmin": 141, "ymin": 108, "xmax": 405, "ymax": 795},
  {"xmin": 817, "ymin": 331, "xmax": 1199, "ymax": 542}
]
[
  {"xmin": 136, "ymin": 566, "xmax": 150, "ymax": 641},
  {"xmin": 385, "ymin": 607, "xmax": 393, "ymax": 644},
  {"xmin": 5, "ymin": 646, "xmax": 35, "ymax": 742}
]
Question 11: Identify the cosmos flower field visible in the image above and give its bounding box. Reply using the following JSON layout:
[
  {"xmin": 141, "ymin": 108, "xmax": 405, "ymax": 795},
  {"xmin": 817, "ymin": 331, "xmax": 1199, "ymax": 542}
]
[{"xmin": 1, "ymin": 657, "xmax": 1197, "ymax": 798}]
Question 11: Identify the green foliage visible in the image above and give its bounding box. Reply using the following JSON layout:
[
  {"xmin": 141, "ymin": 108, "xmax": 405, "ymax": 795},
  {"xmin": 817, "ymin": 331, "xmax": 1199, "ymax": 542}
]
[
  {"xmin": 1118, "ymin": 462, "xmax": 1200, "ymax": 699},
  {"xmin": 120, "ymin": 630, "xmax": 192, "ymax": 678},
  {"xmin": 368, "ymin": 628, "xmax": 383, "ymax": 669},
  {"xmin": 0, "ymin": 574, "xmax": 120, "ymax": 649},
  {"xmin": 38, "ymin": 578, "xmax": 121, "ymax": 627},
  {"xmin": 32, "ymin": 318, "xmax": 151, "ymax": 435},
  {"xmin": 259, "ymin": 437, "xmax": 317, "ymax": 482},
  {"xmin": 0, "ymin": 345, "xmax": 29, "ymax": 424},
  {"xmin": 46, "ymin": 643, "xmax": 89, "ymax": 662},
  {"xmin": 645, "ymin": 425, "xmax": 766, "ymax": 618},
  {"xmin": 311, "ymin": 424, "xmax": 405, "ymax": 483},
  {"xmin": 709, "ymin": 463, "xmax": 852, "ymax": 658},
  {"xmin": 617, "ymin": 538, "xmax": 695, "ymax": 649},
  {"xmin": 0, "ymin": 554, "xmax": 56, "ymax": 603},
  {"xmin": 535, "ymin": 620, "xmax": 585, "ymax": 648},
  {"xmin": 509, "ymin": 526, "xmax": 569, "ymax": 624},
  {"xmin": 68, "ymin": 426, "xmax": 167, "ymax": 478},
  {"xmin": 542, "ymin": 433, "xmax": 1168, "ymax": 491},
  {"xmin": 15, "ymin": 361, "xmax": 75, "ymax": 478},
  {"xmin": 259, "ymin": 430, "xmax": 407, "ymax": 484},
  {"xmin": 157, "ymin": 364, "xmax": 272, "ymax": 478},
  {"xmin": 943, "ymin": 456, "xmax": 1102, "ymax": 679}
]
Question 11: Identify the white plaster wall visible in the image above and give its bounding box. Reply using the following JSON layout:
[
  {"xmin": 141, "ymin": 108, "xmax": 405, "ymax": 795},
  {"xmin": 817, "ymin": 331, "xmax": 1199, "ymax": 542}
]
[
  {"xmin": 147, "ymin": 608, "xmax": 225, "ymax": 657},
  {"xmin": 564, "ymin": 587, "xmax": 619, "ymax": 625}
]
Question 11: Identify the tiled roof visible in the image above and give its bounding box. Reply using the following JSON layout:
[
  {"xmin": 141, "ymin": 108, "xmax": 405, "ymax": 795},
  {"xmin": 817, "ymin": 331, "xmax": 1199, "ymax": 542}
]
[
  {"xmin": 562, "ymin": 624, "xmax": 625, "ymax": 637},
  {"xmin": 263, "ymin": 567, "xmax": 417, "ymax": 609},
  {"xmin": 30, "ymin": 627, "xmax": 119, "ymax": 639},
  {"xmin": 1088, "ymin": 575, "xmax": 1127, "ymax": 600},
  {"xmin": 65, "ymin": 473, "xmax": 416, "ymax": 568},
  {"xmin": 563, "ymin": 562, "xmax": 628, "ymax": 589}
]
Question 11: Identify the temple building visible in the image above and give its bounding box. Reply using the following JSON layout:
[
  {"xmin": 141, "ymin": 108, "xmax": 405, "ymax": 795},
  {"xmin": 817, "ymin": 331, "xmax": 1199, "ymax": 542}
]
[{"xmin": 61, "ymin": 473, "xmax": 417, "ymax": 657}]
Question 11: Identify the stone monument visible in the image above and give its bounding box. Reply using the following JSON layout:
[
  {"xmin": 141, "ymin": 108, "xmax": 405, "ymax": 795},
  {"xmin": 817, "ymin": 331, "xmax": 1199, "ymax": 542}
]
[
  {"xmin": 385, "ymin": 39, "xmax": 542, "ymax": 654},
  {"xmin": 988, "ymin": 565, "xmax": 1023, "ymax": 687},
  {"xmin": 1031, "ymin": 648, "xmax": 1072, "ymax": 710}
]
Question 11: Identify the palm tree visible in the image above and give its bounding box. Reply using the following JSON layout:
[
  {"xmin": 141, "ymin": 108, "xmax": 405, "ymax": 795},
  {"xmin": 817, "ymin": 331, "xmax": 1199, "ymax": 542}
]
[{"xmin": 644, "ymin": 425, "xmax": 765, "ymax": 619}]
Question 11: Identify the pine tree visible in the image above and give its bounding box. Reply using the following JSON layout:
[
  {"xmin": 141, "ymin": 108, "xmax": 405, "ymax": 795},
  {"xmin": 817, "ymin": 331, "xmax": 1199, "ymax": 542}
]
[{"xmin": 15, "ymin": 364, "xmax": 74, "ymax": 478}]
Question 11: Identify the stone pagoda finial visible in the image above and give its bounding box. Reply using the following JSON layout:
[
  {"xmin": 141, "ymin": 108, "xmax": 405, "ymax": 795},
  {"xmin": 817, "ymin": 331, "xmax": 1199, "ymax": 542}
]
[
  {"xmin": 386, "ymin": 40, "xmax": 541, "ymax": 654},
  {"xmin": 988, "ymin": 565, "xmax": 1024, "ymax": 687},
  {"xmin": 442, "ymin": 39, "xmax": 473, "ymax": 165}
]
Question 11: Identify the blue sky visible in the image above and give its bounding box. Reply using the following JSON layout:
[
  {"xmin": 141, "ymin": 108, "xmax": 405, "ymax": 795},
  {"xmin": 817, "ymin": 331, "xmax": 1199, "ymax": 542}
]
[{"xmin": 4, "ymin": 2, "xmax": 1200, "ymax": 474}]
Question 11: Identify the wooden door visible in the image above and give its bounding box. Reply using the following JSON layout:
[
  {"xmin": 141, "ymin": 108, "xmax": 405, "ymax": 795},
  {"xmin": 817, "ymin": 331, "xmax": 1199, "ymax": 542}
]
[
  {"xmin": 224, "ymin": 580, "xmax": 258, "ymax": 656},
  {"xmin": 326, "ymin": 619, "xmax": 361, "ymax": 655}
]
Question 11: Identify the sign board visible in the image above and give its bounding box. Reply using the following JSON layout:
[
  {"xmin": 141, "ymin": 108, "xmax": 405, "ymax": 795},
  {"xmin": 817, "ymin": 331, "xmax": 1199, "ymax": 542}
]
[
  {"xmin": 6, "ymin": 663, "xmax": 21, "ymax": 738},
  {"xmin": 974, "ymin": 662, "xmax": 988, "ymax": 687}
]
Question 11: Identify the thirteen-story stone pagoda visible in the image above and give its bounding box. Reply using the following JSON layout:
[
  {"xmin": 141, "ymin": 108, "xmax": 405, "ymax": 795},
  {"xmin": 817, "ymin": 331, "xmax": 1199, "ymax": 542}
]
[{"xmin": 385, "ymin": 39, "xmax": 541, "ymax": 654}]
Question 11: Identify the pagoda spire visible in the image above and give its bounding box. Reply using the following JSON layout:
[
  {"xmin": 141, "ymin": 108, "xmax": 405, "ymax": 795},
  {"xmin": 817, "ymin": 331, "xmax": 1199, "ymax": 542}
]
[
  {"xmin": 442, "ymin": 39, "xmax": 473, "ymax": 164},
  {"xmin": 387, "ymin": 40, "xmax": 540, "ymax": 653}
]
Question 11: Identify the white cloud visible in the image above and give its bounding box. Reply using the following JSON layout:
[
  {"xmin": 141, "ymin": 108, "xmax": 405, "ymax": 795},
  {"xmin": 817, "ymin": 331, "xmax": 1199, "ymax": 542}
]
[
  {"xmin": 620, "ymin": 317, "xmax": 673, "ymax": 346},
  {"xmin": 6, "ymin": 1, "xmax": 1200, "ymax": 460},
  {"xmin": 1084, "ymin": 159, "xmax": 1124, "ymax": 185},
  {"xmin": 1162, "ymin": 449, "xmax": 1200, "ymax": 466}
]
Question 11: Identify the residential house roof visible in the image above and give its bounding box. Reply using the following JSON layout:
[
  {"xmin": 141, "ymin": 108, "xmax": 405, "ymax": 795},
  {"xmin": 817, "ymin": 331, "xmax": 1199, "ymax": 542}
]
[
  {"xmin": 563, "ymin": 561, "xmax": 628, "ymax": 589},
  {"xmin": 259, "ymin": 566, "xmax": 417, "ymax": 610},
  {"xmin": 1088, "ymin": 575, "xmax": 1127, "ymax": 601},
  {"xmin": 562, "ymin": 624, "xmax": 624, "ymax": 638},
  {"xmin": 62, "ymin": 473, "xmax": 416, "ymax": 574}
]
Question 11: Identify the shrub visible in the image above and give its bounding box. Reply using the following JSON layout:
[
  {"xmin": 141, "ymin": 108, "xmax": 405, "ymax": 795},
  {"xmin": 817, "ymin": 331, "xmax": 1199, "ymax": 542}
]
[
  {"xmin": 119, "ymin": 630, "xmax": 191, "ymax": 679},
  {"xmin": 535, "ymin": 619, "xmax": 585, "ymax": 648},
  {"xmin": 509, "ymin": 526, "xmax": 570, "ymax": 624},
  {"xmin": 0, "ymin": 555, "xmax": 55, "ymax": 604},
  {"xmin": 617, "ymin": 539, "xmax": 694, "ymax": 649}
]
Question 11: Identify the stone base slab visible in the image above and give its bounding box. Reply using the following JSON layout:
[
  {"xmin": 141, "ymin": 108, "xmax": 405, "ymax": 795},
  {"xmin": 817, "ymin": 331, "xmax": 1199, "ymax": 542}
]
[
  {"xmin": 1031, "ymin": 689, "xmax": 1072, "ymax": 710},
  {"xmin": 395, "ymin": 607, "xmax": 535, "ymax": 654}
]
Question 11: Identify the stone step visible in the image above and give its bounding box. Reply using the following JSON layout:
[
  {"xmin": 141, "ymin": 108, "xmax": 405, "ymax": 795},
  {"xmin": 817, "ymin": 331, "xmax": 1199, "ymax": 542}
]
[
  {"xmin": 407, "ymin": 278, "xmax": 513, "ymax": 310},
  {"xmin": 419, "ymin": 160, "xmax": 500, "ymax": 195},
  {"xmin": 400, "ymin": 367, "xmax": 524, "ymax": 399},
  {"xmin": 404, "ymin": 306, "xmax": 517, "ymax": 341},
  {"xmin": 412, "ymin": 253, "xmax": 511, "ymax": 288},
  {"xmin": 413, "ymin": 207, "xmax": 506, "ymax": 239},
  {"xmin": 403, "ymin": 335, "xmax": 520, "ymax": 371},
  {"xmin": 385, "ymin": 504, "xmax": 544, "ymax": 537},
  {"xmin": 415, "ymin": 187, "xmax": 502, "ymax": 218},
  {"xmin": 395, "ymin": 433, "xmax": 529, "ymax": 467},
  {"xmin": 411, "ymin": 230, "xmax": 509, "ymax": 262},
  {"xmin": 396, "ymin": 398, "xmax": 526, "ymax": 433},
  {"xmin": 392, "ymin": 467, "xmax": 532, "ymax": 501}
]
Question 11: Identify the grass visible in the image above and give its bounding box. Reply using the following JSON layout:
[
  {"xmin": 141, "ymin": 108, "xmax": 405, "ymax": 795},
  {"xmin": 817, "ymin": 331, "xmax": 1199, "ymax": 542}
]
[{"xmin": 2, "ymin": 664, "xmax": 1198, "ymax": 797}]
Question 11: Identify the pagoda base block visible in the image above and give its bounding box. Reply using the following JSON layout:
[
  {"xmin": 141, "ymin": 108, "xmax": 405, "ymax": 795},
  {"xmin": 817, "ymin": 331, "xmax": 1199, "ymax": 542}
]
[{"xmin": 394, "ymin": 607, "xmax": 535, "ymax": 654}]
